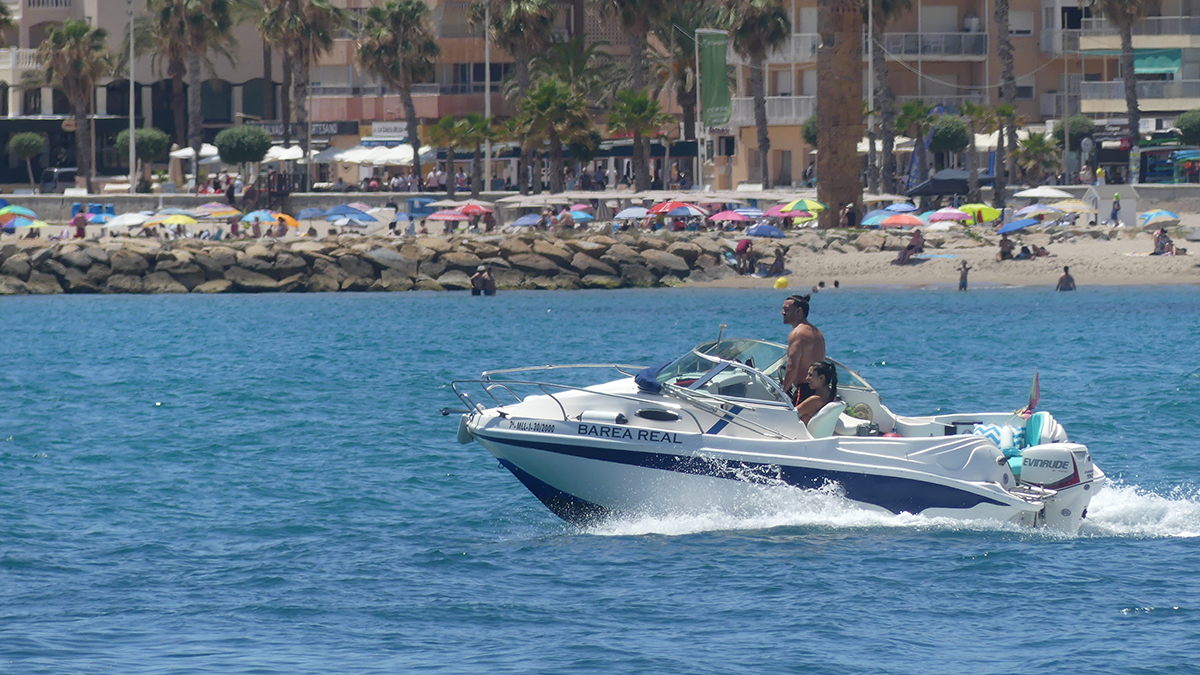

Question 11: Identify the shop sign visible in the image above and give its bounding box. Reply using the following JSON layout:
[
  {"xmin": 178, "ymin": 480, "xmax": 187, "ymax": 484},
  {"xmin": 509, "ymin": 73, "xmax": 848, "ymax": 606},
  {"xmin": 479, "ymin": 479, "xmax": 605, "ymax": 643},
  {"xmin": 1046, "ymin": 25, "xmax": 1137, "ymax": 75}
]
[
  {"xmin": 371, "ymin": 121, "xmax": 408, "ymax": 138},
  {"xmin": 249, "ymin": 121, "xmax": 359, "ymax": 138}
]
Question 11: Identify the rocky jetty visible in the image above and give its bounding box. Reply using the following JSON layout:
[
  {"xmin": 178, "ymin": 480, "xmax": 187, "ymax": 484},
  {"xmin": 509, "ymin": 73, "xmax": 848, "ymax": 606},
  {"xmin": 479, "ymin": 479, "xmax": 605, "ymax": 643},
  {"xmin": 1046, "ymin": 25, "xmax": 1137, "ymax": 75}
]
[{"xmin": 0, "ymin": 227, "xmax": 1114, "ymax": 296}]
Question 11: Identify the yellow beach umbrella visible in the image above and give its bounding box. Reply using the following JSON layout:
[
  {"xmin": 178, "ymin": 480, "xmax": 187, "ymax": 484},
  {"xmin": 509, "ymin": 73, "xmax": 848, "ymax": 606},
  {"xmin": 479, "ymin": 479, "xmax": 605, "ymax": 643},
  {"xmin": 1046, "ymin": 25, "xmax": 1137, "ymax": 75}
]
[
  {"xmin": 958, "ymin": 203, "xmax": 1001, "ymax": 223},
  {"xmin": 781, "ymin": 198, "xmax": 826, "ymax": 213},
  {"xmin": 147, "ymin": 214, "xmax": 198, "ymax": 226},
  {"xmin": 1052, "ymin": 199, "xmax": 1098, "ymax": 214}
]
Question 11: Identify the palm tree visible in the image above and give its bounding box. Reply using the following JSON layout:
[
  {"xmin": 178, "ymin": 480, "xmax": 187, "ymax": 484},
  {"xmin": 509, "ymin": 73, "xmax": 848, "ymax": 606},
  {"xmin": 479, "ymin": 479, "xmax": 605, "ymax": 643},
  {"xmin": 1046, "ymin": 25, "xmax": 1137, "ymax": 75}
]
[
  {"xmin": 428, "ymin": 115, "xmax": 472, "ymax": 199},
  {"xmin": 357, "ymin": 0, "xmax": 441, "ymax": 186},
  {"xmin": 459, "ymin": 113, "xmax": 497, "ymax": 198},
  {"xmin": 1096, "ymin": 0, "xmax": 1154, "ymax": 155},
  {"xmin": 1015, "ymin": 133, "xmax": 1060, "ymax": 185},
  {"xmin": 607, "ymin": 88, "xmax": 673, "ymax": 191},
  {"xmin": 518, "ymin": 78, "xmax": 591, "ymax": 193},
  {"xmin": 269, "ymin": 0, "xmax": 345, "ymax": 168},
  {"xmin": 897, "ymin": 99, "xmax": 935, "ymax": 202},
  {"xmin": 723, "ymin": 0, "xmax": 791, "ymax": 189},
  {"xmin": 181, "ymin": 0, "xmax": 236, "ymax": 187},
  {"xmin": 994, "ymin": 0, "xmax": 1017, "ymax": 194},
  {"xmin": 0, "ymin": 3, "xmax": 15, "ymax": 45},
  {"xmin": 652, "ymin": 1, "xmax": 722, "ymax": 140},
  {"xmin": 530, "ymin": 35, "xmax": 621, "ymax": 113},
  {"xmin": 990, "ymin": 102, "xmax": 1020, "ymax": 208},
  {"xmin": 957, "ymin": 99, "xmax": 994, "ymax": 203},
  {"xmin": 869, "ymin": 0, "xmax": 913, "ymax": 194},
  {"xmin": 35, "ymin": 20, "xmax": 112, "ymax": 193},
  {"xmin": 141, "ymin": 0, "xmax": 192, "ymax": 145},
  {"xmin": 599, "ymin": 0, "xmax": 670, "ymax": 91},
  {"xmin": 472, "ymin": 0, "xmax": 559, "ymax": 195}
]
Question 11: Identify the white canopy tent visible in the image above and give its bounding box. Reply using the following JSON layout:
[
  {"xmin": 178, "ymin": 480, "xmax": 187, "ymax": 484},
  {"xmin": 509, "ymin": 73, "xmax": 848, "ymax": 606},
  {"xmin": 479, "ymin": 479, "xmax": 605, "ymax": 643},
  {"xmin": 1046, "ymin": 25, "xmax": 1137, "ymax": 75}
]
[
  {"xmin": 169, "ymin": 143, "xmax": 219, "ymax": 159},
  {"xmin": 311, "ymin": 144, "xmax": 435, "ymax": 166}
]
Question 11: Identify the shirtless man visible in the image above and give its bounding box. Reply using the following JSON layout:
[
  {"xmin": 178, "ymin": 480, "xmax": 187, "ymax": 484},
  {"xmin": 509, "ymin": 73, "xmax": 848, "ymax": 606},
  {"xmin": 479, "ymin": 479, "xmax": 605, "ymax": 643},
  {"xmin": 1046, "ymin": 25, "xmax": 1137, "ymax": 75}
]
[
  {"xmin": 780, "ymin": 294, "xmax": 826, "ymax": 406},
  {"xmin": 1055, "ymin": 265, "xmax": 1076, "ymax": 291}
]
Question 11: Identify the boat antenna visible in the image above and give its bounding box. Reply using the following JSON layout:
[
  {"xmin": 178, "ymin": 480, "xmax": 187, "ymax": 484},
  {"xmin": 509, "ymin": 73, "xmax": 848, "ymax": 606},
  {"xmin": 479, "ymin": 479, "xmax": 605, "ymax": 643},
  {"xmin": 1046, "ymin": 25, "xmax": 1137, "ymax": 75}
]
[{"xmin": 717, "ymin": 323, "xmax": 727, "ymax": 344}]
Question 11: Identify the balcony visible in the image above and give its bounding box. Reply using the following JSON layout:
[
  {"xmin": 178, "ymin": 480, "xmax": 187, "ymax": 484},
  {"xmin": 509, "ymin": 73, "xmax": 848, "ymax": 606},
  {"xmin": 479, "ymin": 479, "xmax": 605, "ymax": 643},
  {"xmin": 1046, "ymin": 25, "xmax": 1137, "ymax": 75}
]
[
  {"xmin": 1079, "ymin": 16, "xmax": 1200, "ymax": 49},
  {"xmin": 875, "ymin": 32, "xmax": 988, "ymax": 60},
  {"xmin": 1040, "ymin": 29, "xmax": 1080, "ymax": 54},
  {"xmin": 25, "ymin": 0, "xmax": 72, "ymax": 8},
  {"xmin": 729, "ymin": 95, "xmax": 815, "ymax": 126},
  {"xmin": 0, "ymin": 48, "xmax": 39, "ymax": 71},
  {"xmin": 1039, "ymin": 92, "xmax": 1081, "ymax": 118},
  {"xmin": 763, "ymin": 34, "xmax": 819, "ymax": 64},
  {"xmin": 1080, "ymin": 79, "xmax": 1200, "ymax": 114}
]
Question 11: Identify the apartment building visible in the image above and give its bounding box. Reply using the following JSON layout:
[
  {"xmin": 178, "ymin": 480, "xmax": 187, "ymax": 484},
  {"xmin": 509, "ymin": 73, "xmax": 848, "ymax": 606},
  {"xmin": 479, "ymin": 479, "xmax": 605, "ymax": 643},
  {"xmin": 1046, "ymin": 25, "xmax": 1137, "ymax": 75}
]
[{"xmin": 720, "ymin": 0, "xmax": 1133, "ymax": 189}]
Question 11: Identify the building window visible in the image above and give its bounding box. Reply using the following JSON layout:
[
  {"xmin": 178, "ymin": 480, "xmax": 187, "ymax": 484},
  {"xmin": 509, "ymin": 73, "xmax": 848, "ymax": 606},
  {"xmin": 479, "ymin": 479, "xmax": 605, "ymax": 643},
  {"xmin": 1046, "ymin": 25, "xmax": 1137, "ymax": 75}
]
[
  {"xmin": 1010, "ymin": 11, "xmax": 1034, "ymax": 36},
  {"xmin": 1016, "ymin": 75, "xmax": 1035, "ymax": 100}
]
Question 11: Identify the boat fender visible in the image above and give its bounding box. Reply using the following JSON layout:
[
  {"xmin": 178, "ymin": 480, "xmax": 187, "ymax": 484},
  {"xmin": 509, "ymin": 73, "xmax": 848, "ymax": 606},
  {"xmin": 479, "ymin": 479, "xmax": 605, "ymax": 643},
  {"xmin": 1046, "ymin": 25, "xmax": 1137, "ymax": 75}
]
[
  {"xmin": 457, "ymin": 414, "xmax": 474, "ymax": 444},
  {"xmin": 580, "ymin": 411, "xmax": 628, "ymax": 425}
]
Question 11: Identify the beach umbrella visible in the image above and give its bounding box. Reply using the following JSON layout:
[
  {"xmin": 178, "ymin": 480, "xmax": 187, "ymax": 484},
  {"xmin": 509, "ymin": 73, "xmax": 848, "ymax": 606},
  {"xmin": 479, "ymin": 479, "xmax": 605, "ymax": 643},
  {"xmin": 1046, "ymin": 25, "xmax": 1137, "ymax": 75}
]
[
  {"xmin": 958, "ymin": 203, "xmax": 1001, "ymax": 223},
  {"xmin": 762, "ymin": 204, "xmax": 792, "ymax": 218},
  {"xmin": 1140, "ymin": 210, "xmax": 1180, "ymax": 228},
  {"xmin": 511, "ymin": 213, "xmax": 541, "ymax": 227},
  {"xmin": 929, "ymin": 207, "xmax": 972, "ymax": 222},
  {"xmin": 1052, "ymin": 199, "xmax": 1097, "ymax": 214},
  {"xmin": 570, "ymin": 203, "xmax": 594, "ymax": 211},
  {"xmin": 709, "ymin": 210, "xmax": 749, "ymax": 222},
  {"xmin": 614, "ymin": 206, "xmax": 649, "ymax": 220},
  {"xmin": 85, "ymin": 213, "xmax": 111, "ymax": 224},
  {"xmin": 860, "ymin": 209, "xmax": 893, "ymax": 227},
  {"xmin": 325, "ymin": 204, "xmax": 373, "ymax": 217},
  {"xmin": 997, "ymin": 218, "xmax": 1040, "ymax": 234},
  {"xmin": 648, "ymin": 200, "xmax": 707, "ymax": 215},
  {"xmin": 330, "ymin": 217, "xmax": 369, "ymax": 228},
  {"xmin": 194, "ymin": 205, "xmax": 241, "ymax": 219},
  {"xmin": 667, "ymin": 204, "xmax": 708, "ymax": 217},
  {"xmin": 781, "ymin": 198, "xmax": 826, "ymax": 213},
  {"xmin": 881, "ymin": 214, "xmax": 924, "ymax": 228},
  {"xmin": 455, "ymin": 203, "xmax": 493, "ymax": 216},
  {"xmin": 735, "ymin": 207, "xmax": 764, "ymax": 218},
  {"xmin": 0, "ymin": 205, "xmax": 38, "ymax": 220},
  {"xmin": 6, "ymin": 216, "xmax": 51, "ymax": 229},
  {"xmin": 747, "ymin": 223, "xmax": 786, "ymax": 238},
  {"xmin": 146, "ymin": 214, "xmax": 198, "ymax": 226},
  {"xmin": 0, "ymin": 198, "xmax": 8, "ymax": 208},
  {"xmin": 788, "ymin": 210, "xmax": 817, "ymax": 222},
  {"xmin": 567, "ymin": 210, "xmax": 594, "ymax": 222},
  {"xmin": 296, "ymin": 207, "xmax": 327, "ymax": 220},
  {"xmin": 325, "ymin": 209, "xmax": 377, "ymax": 222},
  {"xmin": 884, "ymin": 202, "xmax": 918, "ymax": 212},
  {"xmin": 1014, "ymin": 186, "xmax": 1073, "ymax": 200},
  {"xmin": 1014, "ymin": 203, "xmax": 1062, "ymax": 219},
  {"xmin": 917, "ymin": 210, "xmax": 937, "ymax": 222},
  {"xmin": 243, "ymin": 210, "xmax": 300, "ymax": 228},
  {"xmin": 346, "ymin": 202, "xmax": 373, "ymax": 213},
  {"xmin": 427, "ymin": 210, "xmax": 471, "ymax": 221},
  {"xmin": 102, "ymin": 213, "xmax": 150, "ymax": 228},
  {"xmin": 156, "ymin": 207, "xmax": 199, "ymax": 217}
]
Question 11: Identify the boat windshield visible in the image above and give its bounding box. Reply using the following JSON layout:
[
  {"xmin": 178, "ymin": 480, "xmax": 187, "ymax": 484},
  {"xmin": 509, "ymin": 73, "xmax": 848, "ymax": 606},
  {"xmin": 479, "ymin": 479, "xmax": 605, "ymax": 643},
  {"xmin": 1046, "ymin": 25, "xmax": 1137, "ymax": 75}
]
[{"xmin": 654, "ymin": 339, "xmax": 792, "ymax": 404}]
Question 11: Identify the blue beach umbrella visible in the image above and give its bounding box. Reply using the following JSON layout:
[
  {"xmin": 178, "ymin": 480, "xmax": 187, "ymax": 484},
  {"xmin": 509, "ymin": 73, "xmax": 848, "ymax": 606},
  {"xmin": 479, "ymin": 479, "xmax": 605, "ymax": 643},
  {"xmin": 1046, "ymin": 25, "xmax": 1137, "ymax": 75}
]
[
  {"xmin": 568, "ymin": 210, "xmax": 595, "ymax": 222},
  {"xmin": 860, "ymin": 209, "xmax": 892, "ymax": 227},
  {"xmin": 325, "ymin": 204, "xmax": 371, "ymax": 217},
  {"xmin": 747, "ymin": 223, "xmax": 785, "ymax": 238},
  {"xmin": 326, "ymin": 211, "xmax": 376, "ymax": 222},
  {"xmin": 884, "ymin": 202, "xmax": 917, "ymax": 212},
  {"xmin": 0, "ymin": 205, "xmax": 38, "ymax": 219},
  {"xmin": 1139, "ymin": 209, "xmax": 1180, "ymax": 228},
  {"xmin": 511, "ymin": 213, "xmax": 541, "ymax": 227},
  {"xmin": 997, "ymin": 218, "xmax": 1039, "ymax": 234},
  {"xmin": 296, "ymin": 207, "xmax": 327, "ymax": 220}
]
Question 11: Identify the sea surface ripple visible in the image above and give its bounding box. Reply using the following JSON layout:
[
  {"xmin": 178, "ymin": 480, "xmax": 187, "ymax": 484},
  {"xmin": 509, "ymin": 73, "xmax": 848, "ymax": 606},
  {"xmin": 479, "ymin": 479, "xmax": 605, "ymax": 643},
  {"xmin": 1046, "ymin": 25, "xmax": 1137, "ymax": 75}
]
[{"xmin": 2, "ymin": 286, "xmax": 1200, "ymax": 674}]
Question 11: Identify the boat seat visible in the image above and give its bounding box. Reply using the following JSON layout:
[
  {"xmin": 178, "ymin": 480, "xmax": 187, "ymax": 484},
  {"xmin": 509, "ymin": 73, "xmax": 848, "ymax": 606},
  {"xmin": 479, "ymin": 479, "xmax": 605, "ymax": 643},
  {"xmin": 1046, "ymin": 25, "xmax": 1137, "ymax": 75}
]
[{"xmin": 807, "ymin": 401, "xmax": 847, "ymax": 438}]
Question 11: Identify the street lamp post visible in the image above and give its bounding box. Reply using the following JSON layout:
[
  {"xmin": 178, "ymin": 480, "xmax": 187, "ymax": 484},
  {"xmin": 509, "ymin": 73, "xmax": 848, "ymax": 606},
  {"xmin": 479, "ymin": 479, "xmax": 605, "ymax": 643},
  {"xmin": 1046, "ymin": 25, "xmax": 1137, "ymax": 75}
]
[
  {"xmin": 483, "ymin": 0, "xmax": 491, "ymax": 191},
  {"xmin": 128, "ymin": 0, "xmax": 137, "ymax": 194}
]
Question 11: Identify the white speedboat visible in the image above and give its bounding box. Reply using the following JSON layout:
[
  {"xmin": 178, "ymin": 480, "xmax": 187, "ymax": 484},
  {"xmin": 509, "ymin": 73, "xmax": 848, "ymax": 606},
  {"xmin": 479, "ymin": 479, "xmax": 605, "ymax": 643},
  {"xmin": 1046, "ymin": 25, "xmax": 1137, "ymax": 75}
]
[{"xmin": 450, "ymin": 338, "xmax": 1104, "ymax": 533}]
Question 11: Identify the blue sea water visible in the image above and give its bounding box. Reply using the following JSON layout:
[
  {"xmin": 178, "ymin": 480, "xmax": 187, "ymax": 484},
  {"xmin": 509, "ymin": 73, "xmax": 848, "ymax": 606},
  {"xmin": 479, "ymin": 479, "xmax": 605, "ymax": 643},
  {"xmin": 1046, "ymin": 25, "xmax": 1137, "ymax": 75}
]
[{"xmin": 3, "ymin": 286, "xmax": 1200, "ymax": 674}]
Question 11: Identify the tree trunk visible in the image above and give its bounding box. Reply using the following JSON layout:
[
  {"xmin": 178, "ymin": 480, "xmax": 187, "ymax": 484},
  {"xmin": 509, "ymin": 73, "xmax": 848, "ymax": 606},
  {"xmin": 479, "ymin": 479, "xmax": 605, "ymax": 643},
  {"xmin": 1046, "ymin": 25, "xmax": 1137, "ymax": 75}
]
[
  {"xmin": 401, "ymin": 87, "xmax": 421, "ymax": 188},
  {"xmin": 550, "ymin": 135, "xmax": 563, "ymax": 193},
  {"xmin": 750, "ymin": 53, "xmax": 770, "ymax": 189},
  {"xmin": 281, "ymin": 52, "xmax": 293, "ymax": 147},
  {"xmin": 872, "ymin": 10, "xmax": 897, "ymax": 194},
  {"xmin": 518, "ymin": 147, "xmax": 531, "ymax": 195},
  {"xmin": 170, "ymin": 59, "xmax": 186, "ymax": 146},
  {"xmin": 187, "ymin": 51, "xmax": 203, "ymax": 193},
  {"xmin": 75, "ymin": 105, "xmax": 92, "ymax": 193},
  {"xmin": 1119, "ymin": 20, "xmax": 1139, "ymax": 177},
  {"xmin": 867, "ymin": 129, "xmax": 878, "ymax": 193},
  {"xmin": 294, "ymin": 58, "xmax": 309, "ymax": 187},
  {"xmin": 679, "ymin": 78, "xmax": 696, "ymax": 141},
  {"xmin": 446, "ymin": 147, "xmax": 457, "ymax": 199},
  {"xmin": 633, "ymin": 130, "xmax": 649, "ymax": 191},
  {"xmin": 966, "ymin": 127, "xmax": 980, "ymax": 203},
  {"xmin": 994, "ymin": 121, "xmax": 1006, "ymax": 208},
  {"xmin": 25, "ymin": 158, "xmax": 35, "ymax": 186},
  {"xmin": 995, "ymin": 0, "xmax": 1015, "ymax": 207},
  {"xmin": 262, "ymin": 44, "xmax": 275, "ymax": 121},
  {"xmin": 513, "ymin": 53, "xmax": 531, "ymax": 195},
  {"xmin": 471, "ymin": 144, "xmax": 483, "ymax": 198},
  {"xmin": 627, "ymin": 26, "xmax": 648, "ymax": 91}
]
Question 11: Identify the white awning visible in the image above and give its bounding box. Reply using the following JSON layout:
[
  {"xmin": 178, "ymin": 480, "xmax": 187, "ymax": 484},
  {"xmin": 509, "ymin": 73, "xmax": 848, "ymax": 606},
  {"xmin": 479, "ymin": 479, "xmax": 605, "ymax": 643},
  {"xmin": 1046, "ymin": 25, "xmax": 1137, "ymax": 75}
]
[{"xmin": 169, "ymin": 143, "xmax": 219, "ymax": 159}]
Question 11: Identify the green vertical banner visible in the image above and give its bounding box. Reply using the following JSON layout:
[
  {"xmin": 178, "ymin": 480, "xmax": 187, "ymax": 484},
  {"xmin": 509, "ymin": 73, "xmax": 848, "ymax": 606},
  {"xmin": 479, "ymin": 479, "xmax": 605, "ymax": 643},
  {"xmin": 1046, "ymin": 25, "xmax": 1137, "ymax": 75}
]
[{"xmin": 699, "ymin": 31, "xmax": 730, "ymax": 127}]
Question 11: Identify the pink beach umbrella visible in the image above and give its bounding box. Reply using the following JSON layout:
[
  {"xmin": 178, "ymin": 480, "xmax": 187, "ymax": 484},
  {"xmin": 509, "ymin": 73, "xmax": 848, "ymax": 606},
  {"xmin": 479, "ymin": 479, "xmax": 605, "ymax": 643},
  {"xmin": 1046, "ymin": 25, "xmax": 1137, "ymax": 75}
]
[
  {"xmin": 427, "ymin": 209, "xmax": 471, "ymax": 221},
  {"xmin": 880, "ymin": 213, "xmax": 925, "ymax": 228},
  {"xmin": 762, "ymin": 203, "xmax": 791, "ymax": 218},
  {"xmin": 709, "ymin": 210, "xmax": 749, "ymax": 222},
  {"xmin": 928, "ymin": 207, "xmax": 971, "ymax": 222},
  {"xmin": 570, "ymin": 203, "xmax": 594, "ymax": 211}
]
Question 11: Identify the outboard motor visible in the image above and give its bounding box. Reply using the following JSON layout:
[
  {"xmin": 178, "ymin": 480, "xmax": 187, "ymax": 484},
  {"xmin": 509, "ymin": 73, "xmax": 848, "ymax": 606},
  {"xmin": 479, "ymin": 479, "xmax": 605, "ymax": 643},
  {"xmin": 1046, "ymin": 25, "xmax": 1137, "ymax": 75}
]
[{"xmin": 1019, "ymin": 442, "xmax": 1097, "ymax": 530}]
